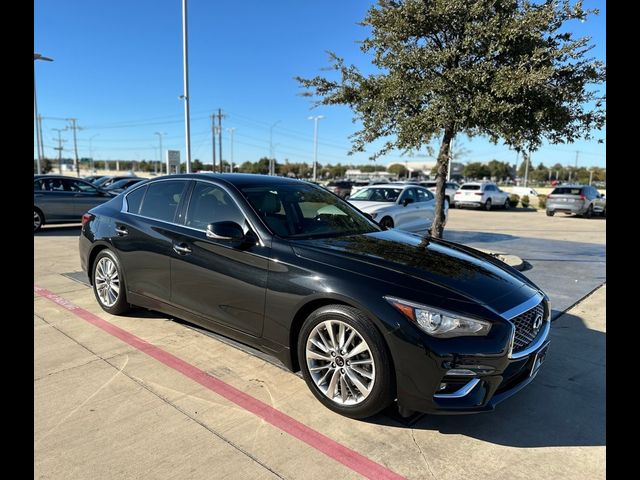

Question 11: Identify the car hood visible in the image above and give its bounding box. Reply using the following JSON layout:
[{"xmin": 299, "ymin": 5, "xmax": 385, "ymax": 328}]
[
  {"xmin": 290, "ymin": 229, "xmax": 540, "ymax": 314},
  {"xmin": 348, "ymin": 201, "xmax": 396, "ymax": 212}
]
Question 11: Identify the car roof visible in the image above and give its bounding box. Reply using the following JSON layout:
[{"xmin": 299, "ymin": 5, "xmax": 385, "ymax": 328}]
[
  {"xmin": 34, "ymin": 175, "xmax": 87, "ymax": 180},
  {"xmin": 145, "ymin": 173, "xmax": 313, "ymax": 189}
]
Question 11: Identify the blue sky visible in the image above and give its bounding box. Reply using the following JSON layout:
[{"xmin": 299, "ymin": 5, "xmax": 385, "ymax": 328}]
[{"xmin": 34, "ymin": 0, "xmax": 606, "ymax": 169}]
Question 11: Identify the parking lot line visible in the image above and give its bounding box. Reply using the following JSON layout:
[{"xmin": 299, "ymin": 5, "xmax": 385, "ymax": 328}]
[{"xmin": 34, "ymin": 285, "xmax": 405, "ymax": 480}]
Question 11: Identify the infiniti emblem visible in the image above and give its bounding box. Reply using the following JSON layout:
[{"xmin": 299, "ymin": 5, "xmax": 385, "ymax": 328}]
[{"xmin": 532, "ymin": 314, "xmax": 543, "ymax": 331}]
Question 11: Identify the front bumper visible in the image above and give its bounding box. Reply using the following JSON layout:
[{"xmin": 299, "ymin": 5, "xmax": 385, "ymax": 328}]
[{"xmin": 391, "ymin": 314, "xmax": 551, "ymax": 415}]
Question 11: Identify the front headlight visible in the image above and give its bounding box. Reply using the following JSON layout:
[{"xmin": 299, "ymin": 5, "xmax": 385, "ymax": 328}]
[{"xmin": 384, "ymin": 296, "xmax": 491, "ymax": 338}]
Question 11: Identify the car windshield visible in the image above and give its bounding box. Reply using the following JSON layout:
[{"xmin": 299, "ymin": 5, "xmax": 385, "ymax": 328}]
[
  {"xmin": 105, "ymin": 179, "xmax": 139, "ymax": 190},
  {"xmin": 349, "ymin": 187, "xmax": 403, "ymax": 202},
  {"xmin": 460, "ymin": 185, "xmax": 481, "ymax": 190},
  {"xmin": 551, "ymin": 187, "xmax": 583, "ymax": 195},
  {"xmin": 241, "ymin": 183, "xmax": 379, "ymax": 240}
]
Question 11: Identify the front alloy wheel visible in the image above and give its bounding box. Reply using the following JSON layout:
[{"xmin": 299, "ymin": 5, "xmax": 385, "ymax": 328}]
[
  {"xmin": 92, "ymin": 250, "xmax": 131, "ymax": 314},
  {"xmin": 298, "ymin": 305, "xmax": 394, "ymax": 418},
  {"xmin": 34, "ymin": 209, "xmax": 43, "ymax": 232},
  {"xmin": 485, "ymin": 199, "xmax": 492, "ymax": 211}
]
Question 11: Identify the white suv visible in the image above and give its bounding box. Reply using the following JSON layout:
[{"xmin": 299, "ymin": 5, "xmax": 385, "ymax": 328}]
[{"xmin": 453, "ymin": 182, "xmax": 509, "ymax": 210}]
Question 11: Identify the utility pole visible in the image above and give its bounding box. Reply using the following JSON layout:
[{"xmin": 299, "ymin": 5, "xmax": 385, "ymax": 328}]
[
  {"xmin": 52, "ymin": 128, "xmax": 66, "ymax": 174},
  {"xmin": 217, "ymin": 108, "xmax": 224, "ymax": 173},
  {"xmin": 227, "ymin": 128, "xmax": 236, "ymax": 173},
  {"xmin": 308, "ymin": 115, "xmax": 324, "ymax": 182},
  {"xmin": 523, "ymin": 152, "xmax": 530, "ymax": 187},
  {"xmin": 589, "ymin": 169, "xmax": 594, "ymax": 185},
  {"xmin": 37, "ymin": 115, "xmax": 46, "ymax": 170},
  {"xmin": 66, "ymin": 118, "xmax": 82, "ymax": 177},
  {"xmin": 155, "ymin": 132, "xmax": 166, "ymax": 174},
  {"xmin": 210, "ymin": 114, "xmax": 217, "ymax": 172},
  {"xmin": 181, "ymin": 0, "xmax": 192, "ymax": 172},
  {"xmin": 270, "ymin": 120, "xmax": 281, "ymax": 176},
  {"xmin": 34, "ymin": 53, "xmax": 54, "ymax": 174}
]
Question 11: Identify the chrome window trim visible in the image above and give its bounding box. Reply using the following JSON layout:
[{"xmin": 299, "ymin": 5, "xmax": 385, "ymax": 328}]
[
  {"xmin": 122, "ymin": 177, "xmax": 265, "ymax": 247},
  {"xmin": 500, "ymin": 293, "xmax": 544, "ymax": 320},
  {"xmin": 434, "ymin": 378, "xmax": 481, "ymax": 399}
]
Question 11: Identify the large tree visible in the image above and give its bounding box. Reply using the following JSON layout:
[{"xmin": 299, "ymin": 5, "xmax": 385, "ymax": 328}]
[{"xmin": 297, "ymin": 0, "xmax": 605, "ymax": 238}]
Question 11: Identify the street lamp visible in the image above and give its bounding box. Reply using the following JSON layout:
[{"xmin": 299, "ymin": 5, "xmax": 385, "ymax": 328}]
[
  {"xmin": 308, "ymin": 115, "xmax": 324, "ymax": 182},
  {"xmin": 269, "ymin": 120, "xmax": 281, "ymax": 176},
  {"xmin": 34, "ymin": 53, "xmax": 53, "ymax": 174}
]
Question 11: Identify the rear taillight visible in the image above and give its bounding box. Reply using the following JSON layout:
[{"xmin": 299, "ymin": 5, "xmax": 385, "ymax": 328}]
[
  {"xmin": 81, "ymin": 213, "xmax": 92, "ymax": 226},
  {"xmin": 579, "ymin": 194, "xmax": 586, "ymax": 201},
  {"xmin": 474, "ymin": 192, "xmax": 483, "ymax": 196},
  {"xmin": 547, "ymin": 194, "xmax": 554, "ymax": 199}
]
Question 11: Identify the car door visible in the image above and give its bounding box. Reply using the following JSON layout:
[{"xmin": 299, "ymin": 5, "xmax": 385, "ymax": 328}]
[
  {"xmin": 35, "ymin": 178, "xmax": 77, "ymax": 222},
  {"xmin": 414, "ymin": 188, "xmax": 436, "ymax": 230},
  {"xmin": 66, "ymin": 178, "xmax": 111, "ymax": 217},
  {"xmin": 169, "ymin": 180, "xmax": 269, "ymax": 337},
  {"xmin": 111, "ymin": 179, "xmax": 190, "ymax": 303},
  {"xmin": 396, "ymin": 188, "xmax": 421, "ymax": 230}
]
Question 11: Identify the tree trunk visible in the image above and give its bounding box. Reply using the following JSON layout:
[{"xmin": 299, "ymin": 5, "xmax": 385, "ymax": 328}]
[{"xmin": 428, "ymin": 127, "xmax": 455, "ymax": 239}]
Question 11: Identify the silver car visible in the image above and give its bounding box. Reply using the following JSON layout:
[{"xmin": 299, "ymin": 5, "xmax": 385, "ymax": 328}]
[
  {"xmin": 34, "ymin": 175, "xmax": 113, "ymax": 232},
  {"xmin": 453, "ymin": 182, "xmax": 510, "ymax": 210},
  {"xmin": 546, "ymin": 185, "xmax": 606, "ymax": 218},
  {"xmin": 347, "ymin": 184, "xmax": 447, "ymax": 231}
]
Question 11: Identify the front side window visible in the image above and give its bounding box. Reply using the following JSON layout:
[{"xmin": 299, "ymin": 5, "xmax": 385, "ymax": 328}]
[
  {"xmin": 139, "ymin": 181, "xmax": 186, "ymax": 222},
  {"xmin": 67, "ymin": 179, "xmax": 98, "ymax": 194},
  {"xmin": 242, "ymin": 183, "xmax": 378, "ymax": 239},
  {"xmin": 185, "ymin": 182, "xmax": 245, "ymax": 230},
  {"xmin": 399, "ymin": 188, "xmax": 417, "ymax": 203}
]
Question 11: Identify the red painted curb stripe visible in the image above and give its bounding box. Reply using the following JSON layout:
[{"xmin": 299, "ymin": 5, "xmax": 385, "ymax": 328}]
[{"xmin": 35, "ymin": 286, "xmax": 405, "ymax": 480}]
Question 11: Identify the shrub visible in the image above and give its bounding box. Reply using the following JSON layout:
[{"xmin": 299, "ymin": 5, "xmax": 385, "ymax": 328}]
[
  {"xmin": 521, "ymin": 195, "xmax": 530, "ymax": 208},
  {"xmin": 508, "ymin": 194, "xmax": 520, "ymax": 208},
  {"xmin": 537, "ymin": 194, "xmax": 547, "ymax": 209}
]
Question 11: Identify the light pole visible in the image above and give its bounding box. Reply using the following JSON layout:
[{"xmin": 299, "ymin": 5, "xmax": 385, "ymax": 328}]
[
  {"xmin": 155, "ymin": 132, "xmax": 166, "ymax": 174},
  {"xmin": 269, "ymin": 120, "xmax": 280, "ymax": 176},
  {"xmin": 89, "ymin": 134, "xmax": 99, "ymax": 172},
  {"xmin": 181, "ymin": 0, "xmax": 192, "ymax": 173},
  {"xmin": 52, "ymin": 128, "xmax": 66, "ymax": 174},
  {"xmin": 34, "ymin": 53, "xmax": 53, "ymax": 174},
  {"xmin": 308, "ymin": 115, "xmax": 324, "ymax": 181},
  {"xmin": 227, "ymin": 128, "xmax": 236, "ymax": 173}
]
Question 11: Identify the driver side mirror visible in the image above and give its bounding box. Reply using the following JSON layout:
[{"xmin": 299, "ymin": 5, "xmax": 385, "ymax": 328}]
[
  {"xmin": 402, "ymin": 197, "xmax": 415, "ymax": 207},
  {"xmin": 344, "ymin": 195, "xmax": 350, "ymax": 200},
  {"xmin": 206, "ymin": 221, "xmax": 245, "ymax": 243}
]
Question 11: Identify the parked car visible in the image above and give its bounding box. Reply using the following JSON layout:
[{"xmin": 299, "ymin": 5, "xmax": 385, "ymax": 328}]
[
  {"xmin": 325, "ymin": 180, "xmax": 352, "ymax": 198},
  {"xmin": 420, "ymin": 181, "xmax": 460, "ymax": 204},
  {"xmin": 34, "ymin": 175, "xmax": 114, "ymax": 232},
  {"xmin": 83, "ymin": 175, "xmax": 106, "ymax": 183},
  {"xmin": 546, "ymin": 185, "xmax": 605, "ymax": 218},
  {"xmin": 349, "ymin": 179, "xmax": 390, "ymax": 196},
  {"xmin": 511, "ymin": 186, "xmax": 539, "ymax": 197},
  {"xmin": 80, "ymin": 174, "xmax": 550, "ymax": 418},
  {"xmin": 103, "ymin": 178, "xmax": 146, "ymax": 194},
  {"xmin": 453, "ymin": 182, "xmax": 510, "ymax": 210},
  {"xmin": 92, "ymin": 175, "xmax": 140, "ymax": 189},
  {"xmin": 347, "ymin": 184, "xmax": 447, "ymax": 231}
]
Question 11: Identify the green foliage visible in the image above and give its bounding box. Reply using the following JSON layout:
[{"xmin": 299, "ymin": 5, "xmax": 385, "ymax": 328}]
[
  {"xmin": 463, "ymin": 162, "xmax": 491, "ymax": 179},
  {"xmin": 296, "ymin": 0, "xmax": 605, "ymax": 238},
  {"xmin": 388, "ymin": 163, "xmax": 408, "ymax": 176},
  {"xmin": 537, "ymin": 194, "xmax": 547, "ymax": 209},
  {"xmin": 521, "ymin": 195, "xmax": 530, "ymax": 207},
  {"xmin": 508, "ymin": 194, "xmax": 520, "ymax": 208}
]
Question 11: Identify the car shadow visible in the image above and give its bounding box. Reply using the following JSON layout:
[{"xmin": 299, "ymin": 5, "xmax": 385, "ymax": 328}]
[
  {"xmin": 368, "ymin": 311, "xmax": 605, "ymax": 448},
  {"xmin": 35, "ymin": 225, "xmax": 81, "ymax": 237}
]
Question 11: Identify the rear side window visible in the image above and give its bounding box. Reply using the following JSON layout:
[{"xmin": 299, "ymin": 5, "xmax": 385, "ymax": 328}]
[
  {"xmin": 126, "ymin": 186, "xmax": 147, "ymax": 214},
  {"xmin": 460, "ymin": 185, "xmax": 480, "ymax": 190},
  {"xmin": 551, "ymin": 187, "xmax": 582, "ymax": 195},
  {"xmin": 139, "ymin": 181, "xmax": 186, "ymax": 222}
]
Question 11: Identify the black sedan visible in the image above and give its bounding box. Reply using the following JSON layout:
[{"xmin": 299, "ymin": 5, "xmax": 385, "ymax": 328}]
[
  {"xmin": 103, "ymin": 178, "xmax": 146, "ymax": 194},
  {"xmin": 79, "ymin": 174, "xmax": 550, "ymax": 419}
]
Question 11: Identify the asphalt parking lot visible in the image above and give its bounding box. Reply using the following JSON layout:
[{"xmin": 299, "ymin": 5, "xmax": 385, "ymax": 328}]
[{"xmin": 34, "ymin": 208, "xmax": 605, "ymax": 480}]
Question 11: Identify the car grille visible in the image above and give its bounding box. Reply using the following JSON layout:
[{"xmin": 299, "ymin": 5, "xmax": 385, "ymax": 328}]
[{"xmin": 511, "ymin": 302, "xmax": 545, "ymax": 353}]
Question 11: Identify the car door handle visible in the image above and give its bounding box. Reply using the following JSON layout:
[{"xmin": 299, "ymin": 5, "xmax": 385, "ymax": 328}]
[
  {"xmin": 173, "ymin": 243, "xmax": 192, "ymax": 255},
  {"xmin": 115, "ymin": 226, "xmax": 128, "ymax": 236}
]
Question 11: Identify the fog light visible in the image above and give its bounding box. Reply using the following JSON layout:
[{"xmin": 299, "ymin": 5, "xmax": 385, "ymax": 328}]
[
  {"xmin": 446, "ymin": 369, "xmax": 477, "ymax": 376},
  {"xmin": 438, "ymin": 383, "xmax": 447, "ymax": 391}
]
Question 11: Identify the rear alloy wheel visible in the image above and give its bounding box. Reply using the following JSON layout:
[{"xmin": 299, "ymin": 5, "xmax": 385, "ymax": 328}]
[
  {"xmin": 34, "ymin": 209, "xmax": 43, "ymax": 232},
  {"xmin": 484, "ymin": 199, "xmax": 492, "ymax": 211},
  {"xmin": 298, "ymin": 305, "xmax": 394, "ymax": 419},
  {"xmin": 503, "ymin": 198, "xmax": 510, "ymax": 210},
  {"xmin": 92, "ymin": 250, "xmax": 131, "ymax": 315},
  {"xmin": 379, "ymin": 216, "xmax": 394, "ymax": 229},
  {"xmin": 584, "ymin": 205, "xmax": 593, "ymax": 219},
  {"xmin": 546, "ymin": 210, "xmax": 555, "ymax": 217}
]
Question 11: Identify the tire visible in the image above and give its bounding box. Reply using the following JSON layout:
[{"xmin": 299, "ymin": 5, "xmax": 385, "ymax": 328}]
[
  {"xmin": 546, "ymin": 210, "xmax": 555, "ymax": 217},
  {"xmin": 34, "ymin": 208, "xmax": 44, "ymax": 232},
  {"xmin": 484, "ymin": 199, "xmax": 492, "ymax": 211},
  {"xmin": 503, "ymin": 198, "xmax": 509, "ymax": 210},
  {"xmin": 298, "ymin": 305, "xmax": 395, "ymax": 419},
  {"xmin": 92, "ymin": 249, "xmax": 131, "ymax": 315},
  {"xmin": 379, "ymin": 216, "xmax": 394, "ymax": 229},
  {"xmin": 584, "ymin": 204, "xmax": 593, "ymax": 219},
  {"xmin": 602, "ymin": 207, "xmax": 606, "ymax": 218}
]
